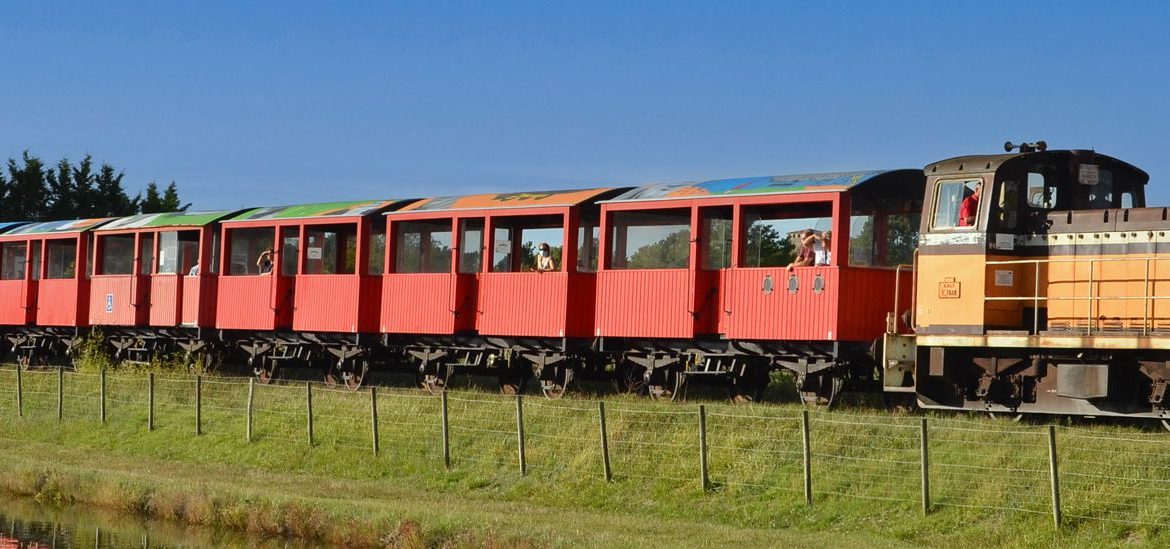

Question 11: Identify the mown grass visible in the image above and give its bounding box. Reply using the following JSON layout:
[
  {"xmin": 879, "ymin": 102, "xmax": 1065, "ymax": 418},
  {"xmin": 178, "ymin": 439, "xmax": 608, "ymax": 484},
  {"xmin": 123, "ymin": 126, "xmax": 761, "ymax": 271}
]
[{"xmin": 0, "ymin": 365, "xmax": 1168, "ymax": 547}]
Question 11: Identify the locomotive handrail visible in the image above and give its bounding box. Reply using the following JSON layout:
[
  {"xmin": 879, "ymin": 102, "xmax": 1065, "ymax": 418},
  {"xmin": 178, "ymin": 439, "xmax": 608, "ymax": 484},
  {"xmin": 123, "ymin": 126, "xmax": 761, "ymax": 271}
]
[
  {"xmin": 889, "ymin": 247, "xmax": 918, "ymax": 335},
  {"xmin": 983, "ymin": 256, "xmax": 1169, "ymax": 336}
]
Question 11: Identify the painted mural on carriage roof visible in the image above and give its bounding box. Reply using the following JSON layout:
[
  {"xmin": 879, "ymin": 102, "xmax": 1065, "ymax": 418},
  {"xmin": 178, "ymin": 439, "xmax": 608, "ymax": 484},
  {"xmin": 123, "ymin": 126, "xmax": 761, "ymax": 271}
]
[
  {"xmin": 95, "ymin": 210, "xmax": 239, "ymax": 231},
  {"xmin": 608, "ymin": 171, "xmax": 888, "ymax": 202},
  {"xmin": 398, "ymin": 188, "xmax": 617, "ymax": 212},
  {"xmin": 2, "ymin": 218, "xmax": 112, "ymax": 235},
  {"xmin": 230, "ymin": 200, "xmax": 405, "ymax": 221}
]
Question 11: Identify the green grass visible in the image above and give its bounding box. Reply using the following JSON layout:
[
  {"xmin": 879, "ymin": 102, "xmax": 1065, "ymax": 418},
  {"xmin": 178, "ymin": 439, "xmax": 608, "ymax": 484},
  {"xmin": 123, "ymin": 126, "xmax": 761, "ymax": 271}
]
[{"xmin": 0, "ymin": 366, "xmax": 1167, "ymax": 547}]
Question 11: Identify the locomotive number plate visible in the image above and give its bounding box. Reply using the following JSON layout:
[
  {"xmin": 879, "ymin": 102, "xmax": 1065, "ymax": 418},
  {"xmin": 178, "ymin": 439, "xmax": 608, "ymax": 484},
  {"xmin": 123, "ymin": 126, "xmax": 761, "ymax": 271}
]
[{"xmin": 938, "ymin": 281, "xmax": 961, "ymax": 299}]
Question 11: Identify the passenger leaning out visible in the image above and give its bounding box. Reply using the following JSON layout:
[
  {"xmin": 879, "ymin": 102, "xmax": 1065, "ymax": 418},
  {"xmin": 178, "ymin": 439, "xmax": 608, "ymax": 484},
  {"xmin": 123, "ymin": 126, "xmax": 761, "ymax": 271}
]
[
  {"xmin": 786, "ymin": 229, "xmax": 817, "ymax": 271},
  {"xmin": 257, "ymin": 248, "xmax": 274, "ymax": 274}
]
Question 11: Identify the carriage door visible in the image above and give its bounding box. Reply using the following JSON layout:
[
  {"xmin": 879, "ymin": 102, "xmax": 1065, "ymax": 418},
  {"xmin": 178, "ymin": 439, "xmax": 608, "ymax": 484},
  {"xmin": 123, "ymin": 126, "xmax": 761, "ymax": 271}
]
[
  {"xmin": 700, "ymin": 206, "xmax": 733, "ymax": 335},
  {"xmin": 276, "ymin": 226, "xmax": 299, "ymax": 328}
]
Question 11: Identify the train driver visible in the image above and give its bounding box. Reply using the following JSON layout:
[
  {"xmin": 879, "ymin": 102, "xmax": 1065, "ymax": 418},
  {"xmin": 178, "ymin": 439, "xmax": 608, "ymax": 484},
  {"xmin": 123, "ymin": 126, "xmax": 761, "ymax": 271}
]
[{"xmin": 959, "ymin": 182, "xmax": 981, "ymax": 227}]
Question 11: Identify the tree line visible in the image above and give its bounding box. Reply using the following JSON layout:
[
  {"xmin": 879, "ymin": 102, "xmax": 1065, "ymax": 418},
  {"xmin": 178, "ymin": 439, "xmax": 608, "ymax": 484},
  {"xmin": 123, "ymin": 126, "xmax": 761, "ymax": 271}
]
[{"xmin": 0, "ymin": 152, "xmax": 190, "ymax": 222}]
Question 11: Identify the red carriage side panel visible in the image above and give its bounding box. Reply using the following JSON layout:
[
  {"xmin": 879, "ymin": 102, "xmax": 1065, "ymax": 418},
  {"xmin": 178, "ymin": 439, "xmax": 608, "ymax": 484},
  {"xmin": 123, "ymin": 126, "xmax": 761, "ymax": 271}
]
[
  {"xmin": 724, "ymin": 267, "xmax": 840, "ymax": 341},
  {"xmin": 564, "ymin": 272, "xmax": 598, "ymax": 338},
  {"xmin": 834, "ymin": 267, "xmax": 913, "ymax": 341},
  {"xmin": 149, "ymin": 274, "xmax": 182, "ymax": 326},
  {"xmin": 382, "ymin": 273, "xmax": 475, "ymax": 334},
  {"xmin": 180, "ymin": 276, "xmax": 217, "ymax": 327},
  {"xmin": 35, "ymin": 279, "xmax": 81, "ymax": 326},
  {"xmin": 215, "ymin": 276, "xmax": 292, "ymax": 331},
  {"xmin": 477, "ymin": 272, "xmax": 570, "ymax": 338},
  {"xmin": 0, "ymin": 280, "xmax": 34, "ymax": 325},
  {"xmin": 88, "ymin": 275, "xmax": 149, "ymax": 326},
  {"xmin": 293, "ymin": 274, "xmax": 362, "ymax": 333},
  {"xmin": 596, "ymin": 269, "xmax": 697, "ymax": 339}
]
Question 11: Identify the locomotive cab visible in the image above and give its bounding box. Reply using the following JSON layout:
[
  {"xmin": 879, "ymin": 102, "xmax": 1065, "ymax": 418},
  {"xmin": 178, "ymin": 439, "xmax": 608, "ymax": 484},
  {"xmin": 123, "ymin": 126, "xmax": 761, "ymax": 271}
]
[{"xmin": 908, "ymin": 143, "xmax": 1170, "ymax": 418}]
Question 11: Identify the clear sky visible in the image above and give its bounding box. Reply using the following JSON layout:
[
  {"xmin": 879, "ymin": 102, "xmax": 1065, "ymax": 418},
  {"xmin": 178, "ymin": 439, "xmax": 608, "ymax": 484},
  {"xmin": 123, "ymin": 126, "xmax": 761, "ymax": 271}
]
[{"xmin": 2, "ymin": 1, "xmax": 1167, "ymax": 210}]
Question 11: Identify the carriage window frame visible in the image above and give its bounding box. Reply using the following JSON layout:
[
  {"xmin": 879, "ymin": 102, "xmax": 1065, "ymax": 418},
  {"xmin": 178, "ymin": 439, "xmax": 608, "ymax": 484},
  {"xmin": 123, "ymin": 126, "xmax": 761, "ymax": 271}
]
[{"xmin": 930, "ymin": 178, "xmax": 982, "ymax": 231}]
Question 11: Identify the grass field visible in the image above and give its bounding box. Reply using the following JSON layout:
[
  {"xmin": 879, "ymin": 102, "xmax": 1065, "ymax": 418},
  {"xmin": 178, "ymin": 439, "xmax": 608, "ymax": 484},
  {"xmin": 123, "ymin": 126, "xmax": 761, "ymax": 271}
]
[{"xmin": 0, "ymin": 365, "xmax": 1167, "ymax": 547}]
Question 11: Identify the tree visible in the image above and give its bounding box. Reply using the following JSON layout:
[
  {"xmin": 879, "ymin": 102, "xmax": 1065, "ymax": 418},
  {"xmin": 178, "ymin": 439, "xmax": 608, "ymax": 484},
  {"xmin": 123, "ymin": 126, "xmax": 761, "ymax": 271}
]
[
  {"xmin": 160, "ymin": 182, "xmax": 190, "ymax": 212},
  {"xmin": 139, "ymin": 182, "xmax": 165, "ymax": 214},
  {"xmin": 3, "ymin": 152, "xmax": 50, "ymax": 221},
  {"xmin": 627, "ymin": 230, "xmax": 690, "ymax": 269},
  {"xmin": 744, "ymin": 224, "xmax": 795, "ymax": 267},
  {"xmin": 93, "ymin": 163, "xmax": 140, "ymax": 217}
]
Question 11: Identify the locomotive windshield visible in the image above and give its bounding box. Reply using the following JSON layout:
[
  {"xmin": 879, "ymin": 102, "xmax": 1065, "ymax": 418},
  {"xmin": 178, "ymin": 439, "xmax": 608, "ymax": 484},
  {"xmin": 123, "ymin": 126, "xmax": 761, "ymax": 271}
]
[{"xmin": 930, "ymin": 179, "xmax": 980, "ymax": 230}]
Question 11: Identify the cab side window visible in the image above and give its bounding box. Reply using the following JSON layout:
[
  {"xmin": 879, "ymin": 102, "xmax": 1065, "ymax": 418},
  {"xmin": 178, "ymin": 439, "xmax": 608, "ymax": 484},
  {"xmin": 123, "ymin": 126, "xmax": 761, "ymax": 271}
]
[
  {"xmin": 996, "ymin": 180, "xmax": 1019, "ymax": 230},
  {"xmin": 931, "ymin": 179, "xmax": 980, "ymax": 230},
  {"xmin": 1026, "ymin": 172, "xmax": 1058, "ymax": 209}
]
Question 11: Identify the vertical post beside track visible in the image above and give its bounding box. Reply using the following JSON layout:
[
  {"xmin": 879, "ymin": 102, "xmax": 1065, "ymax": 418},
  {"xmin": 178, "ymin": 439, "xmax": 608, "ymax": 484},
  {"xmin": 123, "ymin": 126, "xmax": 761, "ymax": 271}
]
[
  {"xmin": 147, "ymin": 372, "xmax": 155, "ymax": 431},
  {"xmin": 598, "ymin": 401, "xmax": 612, "ymax": 482},
  {"xmin": 305, "ymin": 382, "xmax": 314, "ymax": 446},
  {"xmin": 246, "ymin": 378, "xmax": 255, "ymax": 443},
  {"xmin": 920, "ymin": 417, "xmax": 930, "ymax": 514},
  {"xmin": 16, "ymin": 364, "xmax": 23, "ymax": 418},
  {"xmin": 1047, "ymin": 425, "xmax": 1062, "ymax": 528},
  {"xmin": 56, "ymin": 367, "xmax": 64, "ymax": 421},
  {"xmin": 440, "ymin": 389, "xmax": 450, "ymax": 469},
  {"xmin": 370, "ymin": 387, "xmax": 380, "ymax": 456},
  {"xmin": 698, "ymin": 404, "xmax": 709, "ymax": 491},
  {"xmin": 801, "ymin": 410, "xmax": 812, "ymax": 506},
  {"xmin": 99, "ymin": 369, "xmax": 106, "ymax": 424},
  {"xmin": 515, "ymin": 394, "xmax": 527, "ymax": 476},
  {"xmin": 195, "ymin": 375, "xmax": 202, "ymax": 435}
]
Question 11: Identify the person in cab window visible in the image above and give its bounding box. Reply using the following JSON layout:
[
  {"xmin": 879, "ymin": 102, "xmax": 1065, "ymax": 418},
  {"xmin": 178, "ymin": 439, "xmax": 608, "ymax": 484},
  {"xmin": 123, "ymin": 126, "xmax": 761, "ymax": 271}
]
[
  {"xmin": 786, "ymin": 229, "xmax": 817, "ymax": 271},
  {"xmin": 531, "ymin": 243, "xmax": 557, "ymax": 272},
  {"xmin": 814, "ymin": 231, "xmax": 832, "ymax": 266},
  {"xmin": 187, "ymin": 262, "xmax": 200, "ymax": 276},
  {"xmin": 256, "ymin": 248, "xmax": 274, "ymax": 274},
  {"xmin": 959, "ymin": 182, "xmax": 981, "ymax": 227}
]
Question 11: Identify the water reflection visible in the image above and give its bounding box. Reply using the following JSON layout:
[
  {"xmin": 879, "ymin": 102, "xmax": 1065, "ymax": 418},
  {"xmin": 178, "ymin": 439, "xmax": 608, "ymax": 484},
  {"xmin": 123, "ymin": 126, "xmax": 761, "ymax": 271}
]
[{"xmin": 0, "ymin": 497, "xmax": 311, "ymax": 548}]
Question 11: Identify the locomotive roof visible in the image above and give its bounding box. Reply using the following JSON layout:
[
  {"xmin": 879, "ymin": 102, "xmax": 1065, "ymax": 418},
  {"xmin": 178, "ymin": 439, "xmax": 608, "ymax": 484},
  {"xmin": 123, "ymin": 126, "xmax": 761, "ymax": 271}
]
[
  {"xmin": 94, "ymin": 210, "xmax": 241, "ymax": 231},
  {"xmin": 2, "ymin": 218, "xmax": 112, "ymax": 236},
  {"xmin": 926, "ymin": 150, "xmax": 1150, "ymax": 181},
  {"xmin": 228, "ymin": 199, "xmax": 409, "ymax": 222},
  {"xmin": 395, "ymin": 188, "xmax": 617, "ymax": 213},
  {"xmin": 603, "ymin": 170, "xmax": 896, "ymax": 203}
]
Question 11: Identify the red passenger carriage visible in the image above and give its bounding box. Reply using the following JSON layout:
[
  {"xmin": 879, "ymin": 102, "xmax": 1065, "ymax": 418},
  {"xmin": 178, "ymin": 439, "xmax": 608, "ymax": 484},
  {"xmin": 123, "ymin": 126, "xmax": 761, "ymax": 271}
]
[
  {"xmin": 596, "ymin": 171, "xmax": 923, "ymax": 402},
  {"xmin": 87, "ymin": 211, "xmax": 240, "ymax": 363},
  {"xmin": 382, "ymin": 188, "xmax": 622, "ymax": 396},
  {"xmin": 0, "ymin": 218, "xmax": 110, "ymax": 365},
  {"xmin": 215, "ymin": 200, "xmax": 413, "ymax": 386}
]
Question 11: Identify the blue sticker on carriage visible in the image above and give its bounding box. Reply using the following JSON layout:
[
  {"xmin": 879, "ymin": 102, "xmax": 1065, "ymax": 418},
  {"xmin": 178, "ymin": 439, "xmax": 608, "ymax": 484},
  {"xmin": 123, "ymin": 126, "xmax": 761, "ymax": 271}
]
[{"xmin": 105, "ymin": 294, "xmax": 113, "ymax": 313}]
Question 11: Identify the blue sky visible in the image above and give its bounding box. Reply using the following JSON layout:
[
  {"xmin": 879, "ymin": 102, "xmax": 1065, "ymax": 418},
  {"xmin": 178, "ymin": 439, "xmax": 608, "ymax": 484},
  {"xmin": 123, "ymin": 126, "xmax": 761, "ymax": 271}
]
[{"xmin": 1, "ymin": 1, "xmax": 1167, "ymax": 210}]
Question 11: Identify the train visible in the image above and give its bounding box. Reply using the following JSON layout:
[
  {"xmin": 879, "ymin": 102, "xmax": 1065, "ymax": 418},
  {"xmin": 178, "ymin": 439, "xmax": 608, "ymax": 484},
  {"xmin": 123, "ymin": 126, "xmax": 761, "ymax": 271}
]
[{"xmin": 0, "ymin": 141, "xmax": 1166, "ymax": 423}]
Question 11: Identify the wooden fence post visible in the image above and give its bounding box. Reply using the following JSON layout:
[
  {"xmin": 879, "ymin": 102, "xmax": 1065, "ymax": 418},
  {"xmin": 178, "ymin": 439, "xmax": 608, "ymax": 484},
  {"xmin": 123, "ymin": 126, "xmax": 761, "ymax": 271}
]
[
  {"xmin": 246, "ymin": 378, "xmax": 255, "ymax": 442},
  {"xmin": 99, "ymin": 369, "xmax": 106, "ymax": 424},
  {"xmin": 15, "ymin": 364, "xmax": 22, "ymax": 418},
  {"xmin": 598, "ymin": 401, "xmax": 612, "ymax": 482},
  {"xmin": 920, "ymin": 417, "xmax": 930, "ymax": 514},
  {"xmin": 441, "ymin": 389, "xmax": 450, "ymax": 469},
  {"xmin": 195, "ymin": 375, "xmax": 202, "ymax": 435},
  {"xmin": 147, "ymin": 372, "xmax": 155, "ymax": 431},
  {"xmin": 56, "ymin": 367, "xmax": 64, "ymax": 421},
  {"xmin": 1048, "ymin": 425, "xmax": 1062, "ymax": 528},
  {"xmin": 305, "ymin": 382, "xmax": 314, "ymax": 446},
  {"xmin": 516, "ymin": 394, "xmax": 527, "ymax": 476},
  {"xmin": 370, "ymin": 387, "xmax": 379, "ymax": 456},
  {"xmin": 801, "ymin": 410, "xmax": 812, "ymax": 506},
  {"xmin": 698, "ymin": 404, "xmax": 709, "ymax": 491}
]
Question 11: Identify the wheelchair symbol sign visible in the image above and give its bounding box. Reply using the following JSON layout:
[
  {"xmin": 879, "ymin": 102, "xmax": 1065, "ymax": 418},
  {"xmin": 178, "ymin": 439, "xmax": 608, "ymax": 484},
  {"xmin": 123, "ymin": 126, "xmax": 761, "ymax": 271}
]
[{"xmin": 105, "ymin": 294, "xmax": 113, "ymax": 313}]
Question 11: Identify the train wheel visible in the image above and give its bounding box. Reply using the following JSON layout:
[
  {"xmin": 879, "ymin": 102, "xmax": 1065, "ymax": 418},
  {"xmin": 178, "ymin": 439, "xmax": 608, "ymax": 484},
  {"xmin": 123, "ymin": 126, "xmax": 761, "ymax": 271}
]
[
  {"xmin": 647, "ymin": 367, "xmax": 684, "ymax": 401},
  {"xmin": 613, "ymin": 362, "xmax": 647, "ymax": 394},
  {"xmin": 798, "ymin": 374, "xmax": 843, "ymax": 408},
  {"xmin": 498, "ymin": 368, "xmax": 529, "ymax": 395},
  {"xmin": 539, "ymin": 365, "xmax": 574, "ymax": 399},
  {"xmin": 418, "ymin": 373, "xmax": 448, "ymax": 395},
  {"xmin": 344, "ymin": 361, "xmax": 369, "ymax": 391},
  {"xmin": 253, "ymin": 359, "xmax": 278, "ymax": 385}
]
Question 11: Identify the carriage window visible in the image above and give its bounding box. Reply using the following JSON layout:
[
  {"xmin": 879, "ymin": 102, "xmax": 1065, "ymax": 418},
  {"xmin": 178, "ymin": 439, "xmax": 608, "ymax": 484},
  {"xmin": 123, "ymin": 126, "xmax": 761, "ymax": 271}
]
[
  {"xmin": 850, "ymin": 214, "xmax": 875, "ymax": 266},
  {"xmin": 29, "ymin": 241, "xmax": 41, "ymax": 280},
  {"xmin": 609, "ymin": 209, "xmax": 690, "ymax": 269},
  {"xmin": 490, "ymin": 216, "xmax": 564, "ymax": 272},
  {"xmin": 702, "ymin": 208, "xmax": 732, "ymax": 270},
  {"xmin": 304, "ymin": 224, "xmax": 356, "ymax": 275},
  {"xmin": 1, "ymin": 242, "xmax": 27, "ymax": 280},
  {"xmin": 931, "ymin": 179, "xmax": 980, "ymax": 229},
  {"xmin": 0, "ymin": 243, "xmax": 25, "ymax": 280},
  {"xmin": 395, "ymin": 220, "xmax": 452, "ymax": 273},
  {"xmin": 577, "ymin": 214, "xmax": 600, "ymax": 272},
  {"xmin": 226, "ymin": 228, "xmax": 274, "ymax": 275},
  {"xmin": 46, "ymin": 239, "xmax": 77, "ymax": 279},
  {"xmin": 1026, "ymin": 173, "xmax": 1058, "ymax": 209},
  {"xmin": 743, "ymin": 203, "xmax": 831, "ymax": 268},
  {"xmin": 368, "ymin": 219, "xmax": 386, "ymax": 275},
  {"xmin": 281, "ymin": 227, "xmax": 299, "ymax": 276},
  {"xmin": 458, "ymin": 219, "xmax": 484, "ymax": 274},
  {"xmin": 98, "ymin": 234, "xmax": 135, "ymax": 275},
  {"xmin": 158, "ymin": 231, "xmax": 200, "ymax": 275}
]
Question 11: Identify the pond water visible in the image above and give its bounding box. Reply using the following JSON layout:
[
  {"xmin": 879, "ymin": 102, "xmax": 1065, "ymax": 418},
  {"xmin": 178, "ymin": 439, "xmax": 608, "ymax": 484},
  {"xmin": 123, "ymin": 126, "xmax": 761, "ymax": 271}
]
[{"xmin": 0, "ymin": 496, "xmax": 311, "ymax": 548}]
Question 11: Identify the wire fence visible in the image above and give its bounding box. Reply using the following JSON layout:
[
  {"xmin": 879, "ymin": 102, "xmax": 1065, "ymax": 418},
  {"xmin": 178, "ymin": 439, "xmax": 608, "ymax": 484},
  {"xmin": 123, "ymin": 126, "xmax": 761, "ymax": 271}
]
[{"xmin": 4, "ymin": 365, "xmax": 1170, "ymax": 531}]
